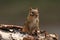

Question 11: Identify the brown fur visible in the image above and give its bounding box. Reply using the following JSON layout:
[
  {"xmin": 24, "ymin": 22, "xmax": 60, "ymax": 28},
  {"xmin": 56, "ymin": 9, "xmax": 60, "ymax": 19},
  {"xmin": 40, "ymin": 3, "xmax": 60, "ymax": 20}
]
[{"xmin": 23, "ymin": 8, "xmax": 40, "ymax": 34}]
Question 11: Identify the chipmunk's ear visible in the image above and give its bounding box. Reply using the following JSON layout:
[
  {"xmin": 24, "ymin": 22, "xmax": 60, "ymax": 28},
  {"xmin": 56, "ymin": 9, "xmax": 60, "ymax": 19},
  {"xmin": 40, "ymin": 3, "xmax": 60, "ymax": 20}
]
[
  {"xmin": 36, "ymin": 8, "xmax": 40, "ymax": 13},
  {"xmin": 29, "ymin": 7, "xmax": 32, "ymax": 10},
  {"xmin": 29, "ymin": 7, "xmax": 32, "ymax": 13}
]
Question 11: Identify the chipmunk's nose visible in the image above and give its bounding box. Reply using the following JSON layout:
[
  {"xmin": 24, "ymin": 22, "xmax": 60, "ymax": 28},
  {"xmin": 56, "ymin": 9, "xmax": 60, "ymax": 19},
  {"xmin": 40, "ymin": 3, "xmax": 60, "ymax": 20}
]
[
  {"xmin": 36, "ymin": 15, "xmax": 38, "ymax": 17},
  {"xmin": 35, "ymin": 14, "xmax": 38, "ymax": 17}
]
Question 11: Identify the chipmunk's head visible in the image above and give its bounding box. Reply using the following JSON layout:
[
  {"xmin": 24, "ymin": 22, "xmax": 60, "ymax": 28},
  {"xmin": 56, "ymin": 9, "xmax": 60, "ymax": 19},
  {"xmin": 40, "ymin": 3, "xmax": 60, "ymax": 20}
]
[{"xmin": 29, "ymin": 8, "xmax": 39, "ymax": 17}]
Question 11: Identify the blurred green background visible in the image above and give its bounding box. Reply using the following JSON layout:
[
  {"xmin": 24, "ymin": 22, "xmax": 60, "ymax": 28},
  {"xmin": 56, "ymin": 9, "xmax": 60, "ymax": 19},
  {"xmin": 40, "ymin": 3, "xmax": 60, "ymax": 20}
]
[{"xmin": 0, "ymin": 0, "xmax": 60, "ymax": 36}]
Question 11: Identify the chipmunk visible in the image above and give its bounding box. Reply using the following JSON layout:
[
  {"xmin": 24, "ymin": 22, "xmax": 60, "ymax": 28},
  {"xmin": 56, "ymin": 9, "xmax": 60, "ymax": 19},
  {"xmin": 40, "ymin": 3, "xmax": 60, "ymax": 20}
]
[{"xmin": 23, "ymin": 8, "xmax": 40, "ymax": 35}]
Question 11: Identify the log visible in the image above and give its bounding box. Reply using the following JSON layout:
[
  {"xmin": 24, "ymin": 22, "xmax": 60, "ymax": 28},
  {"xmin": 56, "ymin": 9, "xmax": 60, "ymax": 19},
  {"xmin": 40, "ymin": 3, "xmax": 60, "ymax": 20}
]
[
  {"xmin": 23, "ymin": 35, "xmax": 35, "ymax": 40},
  {"xmin": 0, "ymin": 24, "xmax": 23, "ymax": 29}
]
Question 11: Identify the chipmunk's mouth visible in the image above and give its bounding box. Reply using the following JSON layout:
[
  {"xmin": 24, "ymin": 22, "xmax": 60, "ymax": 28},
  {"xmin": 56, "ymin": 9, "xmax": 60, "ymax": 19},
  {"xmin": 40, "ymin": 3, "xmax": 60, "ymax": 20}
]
[{"xmin": 35, "ymin": 14, "xmax": 38, "ymax": 17}]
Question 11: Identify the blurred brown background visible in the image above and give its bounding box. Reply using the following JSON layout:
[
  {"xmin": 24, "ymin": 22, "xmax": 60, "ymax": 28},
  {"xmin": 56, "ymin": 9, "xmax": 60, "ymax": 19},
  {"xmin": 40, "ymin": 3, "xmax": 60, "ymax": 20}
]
[{"xmin": 0, "ymin": 0, "xmax": 60, "ymax": 38}]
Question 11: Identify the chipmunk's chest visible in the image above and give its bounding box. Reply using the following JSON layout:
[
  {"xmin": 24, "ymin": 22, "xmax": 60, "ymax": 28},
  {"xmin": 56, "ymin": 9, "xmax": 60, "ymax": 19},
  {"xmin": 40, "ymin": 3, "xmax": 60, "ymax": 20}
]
[{"xmin": 29, "ymin": 18, "xmax": 39, "ymax": 27}]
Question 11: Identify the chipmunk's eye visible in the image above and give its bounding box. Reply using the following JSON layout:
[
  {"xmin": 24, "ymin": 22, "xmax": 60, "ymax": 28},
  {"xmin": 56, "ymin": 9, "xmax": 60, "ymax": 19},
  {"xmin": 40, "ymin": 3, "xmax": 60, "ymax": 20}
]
[
  {"xmin": 32, "ymin": 12, "xmax": 35, "ymax": 15},
  {"xmin": 32, "ymin": 12, "xmax": 34, "ymax": 14},
  {"xmin": 30, "ymin": 12, "xmax": 35, "ymax": 16}
]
